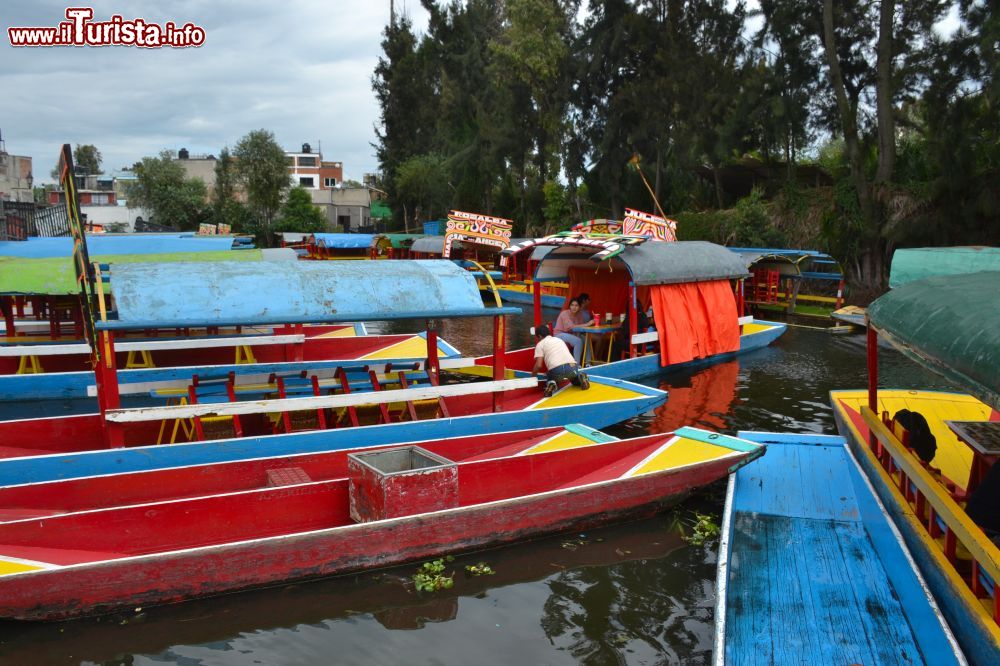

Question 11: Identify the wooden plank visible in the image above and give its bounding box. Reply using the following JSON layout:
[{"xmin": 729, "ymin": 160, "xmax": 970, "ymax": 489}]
[
  {"xmin": 105, "ymin": 377, "xmax": 540, "ymax": 423},
  {"xmin": 0, "ymin": 334, "xmax": 306, "ymax": 357},
  {"xmin": 630, "ymin": 331, "xmax": 658, "ymax": 344}
]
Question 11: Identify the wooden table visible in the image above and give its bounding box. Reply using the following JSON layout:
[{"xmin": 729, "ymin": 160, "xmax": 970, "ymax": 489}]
[
  {"xmin": 572, "ymin": 324, "xmax": 619, "ymax": 366},
  {"xmin": 945, "ymin": 420, "xmax": 1000, "ymax": 493}
]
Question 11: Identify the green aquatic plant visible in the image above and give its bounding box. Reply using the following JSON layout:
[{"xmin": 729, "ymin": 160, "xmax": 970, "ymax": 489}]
[
  {"xmin": 412, "ymin": 556, "xmax": 455, "ymax": 592},
  {"xmin": 684, "ymin": 511, "xmax": 721, "ymax": 546},
  {"xmin": 465, "ymin": 562, "xmax": 495, "ymax": 576}
]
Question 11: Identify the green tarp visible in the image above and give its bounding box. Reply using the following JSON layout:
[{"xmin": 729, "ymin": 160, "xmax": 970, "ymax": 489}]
[
  {"xmin": 889, "ymin": 246, "xmax": 1000, "ymax": 288},
  {"xmin": 0, "ymin": 250, "xmax": 265, "ymax": 295},
  {"xmin": 869, "ymin": 271, "xmax": 1000, "ymax": 410}
]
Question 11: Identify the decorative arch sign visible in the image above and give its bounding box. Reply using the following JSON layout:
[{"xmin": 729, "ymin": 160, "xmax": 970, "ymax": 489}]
[
  {"xmin": 500, "ymin": 231, "xmax": 650, "ymax": 266},
  {"xmin": 622, "ymin": 207, "xmax": 677, "ymax": 242},
  {"xmin": 572, "ymin": 219, "xmax": 623, "ymax": 235},
  {"xmin": 442, "ymin": 210, "xmax": 513, "ymax": 258}
]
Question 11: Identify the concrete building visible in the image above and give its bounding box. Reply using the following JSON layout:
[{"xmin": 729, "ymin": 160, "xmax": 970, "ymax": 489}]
[
  {"xmin": 310, "ymin": 187, "xmax": 372, "ymax": 231},
  {"xmin": 287, "ymin": 143, "xmax": 343, "ymax": 190},
  {"xmin": 0, "ymin": 139, "xmax": 34, "ymax": 203}
]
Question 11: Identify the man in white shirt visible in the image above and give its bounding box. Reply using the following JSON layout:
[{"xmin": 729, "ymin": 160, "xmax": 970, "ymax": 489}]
[{"xmin": 532, "ymin": 324, "xmax": 591, "ymax": 397}]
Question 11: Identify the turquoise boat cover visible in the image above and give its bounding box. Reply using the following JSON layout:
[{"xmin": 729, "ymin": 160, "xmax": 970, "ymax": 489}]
[
  {"xmin": 0, "ymin": 235, "xmax": 237, "ymax": 258},
  {"xmin": 102, "ymin": 259, "xmax": 518, "ymax": 330},
  {"xmin": 890, "ymin": 246, "xmax": 1000, "ymax": 288},
  {"xmin": 869, "ymin": 271, "xmax": 1000, "ymax": 409},
  {"xmin": 313, "ymin": 233, "xmax": 382, "ymax": 249}
]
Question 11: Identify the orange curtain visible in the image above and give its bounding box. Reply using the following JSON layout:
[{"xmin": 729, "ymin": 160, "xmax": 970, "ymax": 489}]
[
  {"xmin": 565, "ymin": 265, "xmax": 630, "ymax": 317},
  {"xmin": 649, "ymin": 279, "xmax": 740, "ymax": 366}
]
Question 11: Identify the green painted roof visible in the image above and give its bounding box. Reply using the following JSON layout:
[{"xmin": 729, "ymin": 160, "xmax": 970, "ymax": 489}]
[
  {"xmin": 384, "ymin": 233, "xmax": 425, "ymax": 249},
  {"xmin": 0, "ymin": 250, "xmax": 266, "ymax": 296},
  {"xmin": 869, "ymin": 271, "xmax": 1000, "ymax": 410},
  {"xmin": 889, "ymin": 246, "xmax": 1000, "ymax": 288}
]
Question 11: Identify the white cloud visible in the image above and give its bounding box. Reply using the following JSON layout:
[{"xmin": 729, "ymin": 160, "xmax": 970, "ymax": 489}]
[{"xmin": 1, "ymin": 0, "xmax": 429, "ymax": 182}]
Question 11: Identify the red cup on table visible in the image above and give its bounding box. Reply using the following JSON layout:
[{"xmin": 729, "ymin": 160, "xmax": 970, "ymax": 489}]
[{"xmin": 593, "ymin": 313, "xmax": 601, "ymax": 326}]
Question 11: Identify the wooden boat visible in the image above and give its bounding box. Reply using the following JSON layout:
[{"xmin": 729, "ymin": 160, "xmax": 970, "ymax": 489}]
[
  {"xmin": 303, "ymin": 233, "xmax": 392, "ymax": 260},
  {"xmin": 714, "ymin": 431, "xmax": 965, "ymax": 665},
  {"xmin": 488, "ymin": 235, "xmax": 787, "ymax": 381},
  {"xmin": 830, "ymin": 269, "xmax": 1000, "ymax": 665},
  {"xmin": 0, "ymin": 252, "xmax": 467, "ymax": 402},
  {"xmin": 0, "ymin": 425, "xmax": 763, "ymax": 620},
  {"xmin": 729, "ymin": 247, "xmax": 847, "ymax": 321},
  {"xmin": 0, "ymin": 259, "xmax": 665, "ymax": 485},
  {"xmin": 831, "ymin": 304, "xmax": 867, "ymax": 327}
]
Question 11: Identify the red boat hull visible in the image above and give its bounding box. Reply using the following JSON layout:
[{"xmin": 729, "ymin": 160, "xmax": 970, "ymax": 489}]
[{"xmin": 0, "ymin": 455, "xmax": 733, "ymax": 620}]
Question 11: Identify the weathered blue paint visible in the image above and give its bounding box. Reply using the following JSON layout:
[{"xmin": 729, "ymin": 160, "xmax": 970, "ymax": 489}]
[
  {"xmin": 717, "ymin": 432, "xmax": 964, "ymax": 665},
  {"xmin": 585, "ymin": 319, "xmax": 787, "ymax": 381},
  {"xmin": 104, "ymin": 260, "xmax": 520, "ymax": 330},
  {"xmin": 0, "ymin": 235, "xmax": 237, "ymax": 258},
  {"xmin": 0, "ymin": 342, "xmax": 464, "ymax": 404},
  {"xmin": 313, "ymin": 233, "xmax": 381, "ymax": 249},
  {"xmin": 0, "ymin": 376, "xmax": 665, "ymax": 484},
  {"xmin": 673, "ymin": 427, "xmax": 761, "ymax": 453},
  {"xmin": 496, "ymin": 286, "xmax": 564, "ymax": 309}
]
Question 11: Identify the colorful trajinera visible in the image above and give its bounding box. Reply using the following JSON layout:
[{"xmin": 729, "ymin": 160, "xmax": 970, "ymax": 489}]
[{"xmin": 831, "ymin": 269, "xmax": 1000, "ymax": 665}]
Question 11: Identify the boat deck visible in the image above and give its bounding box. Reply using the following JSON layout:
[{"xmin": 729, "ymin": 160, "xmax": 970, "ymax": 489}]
[{"xmin": 716, "ymin": 432, "xmax": 964, "ymax": 665}]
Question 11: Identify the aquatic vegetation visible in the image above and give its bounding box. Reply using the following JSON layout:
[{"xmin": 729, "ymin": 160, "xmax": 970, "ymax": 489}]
[{"xmin": 412, "ymin": 556, "xmax": 455, "ymax": 592}]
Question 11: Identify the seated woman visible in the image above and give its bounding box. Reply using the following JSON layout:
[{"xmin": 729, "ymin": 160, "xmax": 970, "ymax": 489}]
[{"xmin": 553, "ymin": 297, "xmax": 594, "ymax": 365}]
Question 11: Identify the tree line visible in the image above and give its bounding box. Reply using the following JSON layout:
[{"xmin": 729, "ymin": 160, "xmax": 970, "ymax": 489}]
[{"xmin": 373, "ymin": 0, "xmax": 998, "ymax": 291}]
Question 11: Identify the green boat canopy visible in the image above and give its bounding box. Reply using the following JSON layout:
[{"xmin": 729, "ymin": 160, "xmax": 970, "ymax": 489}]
[
  {"xmin": 868, "ymin": 271, "xmax": 1000, "ymax": 410},
  {"xmin": 889, "ymin": 246, "xmax": 1000, "ymax": 288},
  {"xmin": 0, "ymin": 249, "xmax": 283, "ymax": 296}
]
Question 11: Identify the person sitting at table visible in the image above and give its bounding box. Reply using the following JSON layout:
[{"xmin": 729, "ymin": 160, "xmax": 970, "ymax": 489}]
[
  {"xmin": 610, "ymin": 307, "xmax": 651, "ymax": 361},
  {"xmin": 532, "ymin": 324, "xmax": 590, "ymax": 397},
  {"xmin": 554, "ymin": 297, "xmax": 594, "ymax": 365}
]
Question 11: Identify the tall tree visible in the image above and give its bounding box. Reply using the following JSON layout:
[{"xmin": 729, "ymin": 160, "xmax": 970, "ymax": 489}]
[
  {"xmin": 276, "ymin": 186, "xmax": 327, "ymax": 233},
  {"xmin": 234, "ymin": 129, "xmax": 289, "ymax": 244},
  {"xmin": 74, "ymin": 144, "xmax": 103, "ymax": 175},
  {"xmin": 126, "ymin": 151, "xmax": 207, "ymax": 230},
  {"xmin": 373, "ymin": 13, "xmax": 437, "ymax": 218},
  {"xmin": 818, "ymin": 0, "xmax": 950, "ymax": 289}
]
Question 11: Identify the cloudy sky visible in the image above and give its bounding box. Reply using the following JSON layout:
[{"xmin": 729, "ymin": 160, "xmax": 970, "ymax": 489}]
[{"xmin": 1, "ymin": 1, "xmax": 430, "ymax": 183}]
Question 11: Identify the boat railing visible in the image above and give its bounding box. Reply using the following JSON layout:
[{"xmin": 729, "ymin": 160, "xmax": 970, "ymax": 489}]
[
  {"xmin": 861, "ymin": 406, "xmax": 1000, "ymax": 627},
  {"xmin": 105, "ymin": 377, "xmax": 540, "ymax": 425}
]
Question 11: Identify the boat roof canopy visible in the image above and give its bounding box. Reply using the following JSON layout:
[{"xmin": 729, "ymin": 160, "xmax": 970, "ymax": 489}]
[
  {"xmin": 0, "ymin": 234, "xmax": 242, "ymax": 258},
  {"xmin": 889, "ymin": 246, "xmax": 1000, "ymax": 288},
  {"xmin": 0, "ymin": 249, "xmax": 290, "ymax": 296},
  {"xmin": 99, "ymin": 259, "xmax": 519, "ymax": 330},
  {"xmin": 312, "ymin": 233, "xmax": 388, "ymax": 250},
  {"xmin": 410, "ymin": 236, "xmax": 466, "ymax": 254},
  {"xmin": 868, "ymin": 271, "xmax": 1000, "ymax": 410},
  {"xmin": 529, "ymin": 240, "xmax": 749, "ymax": 285},
  {"xmin": 384, "ymin": 233, "xmax": 426, "ymax": 248}
]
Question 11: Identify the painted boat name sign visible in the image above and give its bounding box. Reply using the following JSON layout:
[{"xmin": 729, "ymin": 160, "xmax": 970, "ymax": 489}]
[
  {"xmin": 443, "ymin": 210, "xmax": 513, "ymax": 258},
  {"xmin": 622, "ymin": 208, "xmax": 677, "ymax": 242}
]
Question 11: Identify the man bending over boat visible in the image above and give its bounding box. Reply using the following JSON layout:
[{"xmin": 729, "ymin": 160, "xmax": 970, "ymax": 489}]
[{"xmin": 533, "ymin": 324, "xmax": 591, "ymax": 397}]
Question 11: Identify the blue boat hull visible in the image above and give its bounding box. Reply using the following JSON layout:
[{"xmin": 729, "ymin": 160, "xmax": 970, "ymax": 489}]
[
  {"xmin": 586, "ymin": 319, "xmax": 787, "ymax": 381},
  {"xmin": 717, "ymin": 431, "xmax": 964, "ymax": 665},
  {"xmin": 0, "ymin": 376, "xmax": 665, "ymax": 485},
  {"xmin": 496, "ymin": 286, "xmax": 564, "ymax": 309}
]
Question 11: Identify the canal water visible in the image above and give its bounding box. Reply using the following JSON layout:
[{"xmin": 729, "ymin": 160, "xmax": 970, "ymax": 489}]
[{"xmin": 0, "ymin": 308, "xmax": 953, "ymax": 665}]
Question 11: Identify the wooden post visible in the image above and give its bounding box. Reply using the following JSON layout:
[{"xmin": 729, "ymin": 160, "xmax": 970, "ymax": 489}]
[
  {"xmin": 835, "ymin": 277, "xmax": 846, "ymax": 309},
  {"xmin": 628, "ymin": 283, "xmax": 638, "ymax": 358},
  {"xmin": 533, "ymin": 280, "xmax": 542, "ymax": 328},
  {"xmin": 101, "ymin": 331, "xmax": 125, "ymax": 448},
  {"xmin": 492, "ymin": 315, "xmax": 506, "ymax": 413},
  {"xmin": 867, "ymin": 323, "xmax": 879, "ymax": 452},
  {"xmin": 0, "ymin": 297, "xmax": 14, "ymax": 339},
  {"xmin": 293, "ymin": 323, "xmax": 305, "ymax": 362},
  {"xmin": 425, "ymin": 320, "xmax": 440, "ymax": 386}
]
